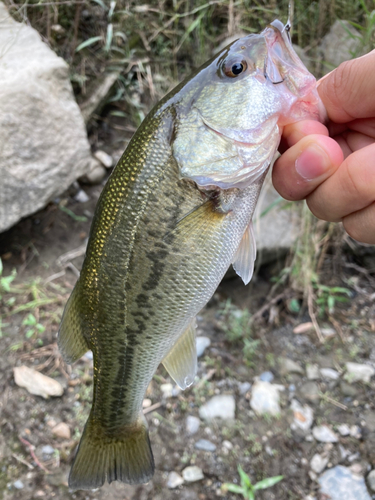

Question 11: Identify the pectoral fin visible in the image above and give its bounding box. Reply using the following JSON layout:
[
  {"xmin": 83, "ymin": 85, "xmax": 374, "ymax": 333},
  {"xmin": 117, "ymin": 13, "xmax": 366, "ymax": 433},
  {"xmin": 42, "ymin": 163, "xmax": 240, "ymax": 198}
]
[
  {"xmin": 162, "ymin": 320, "xmax": 197, "ymax": 390},
  {"xmin": 232, "ymin": 221, "xmax": 256, "ymax": 285}
]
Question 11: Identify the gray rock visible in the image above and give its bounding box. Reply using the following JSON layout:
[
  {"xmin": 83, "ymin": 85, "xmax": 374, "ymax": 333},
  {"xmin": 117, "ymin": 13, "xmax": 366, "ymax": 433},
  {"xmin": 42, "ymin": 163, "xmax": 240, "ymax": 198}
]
[
  {"xmin": 186, "ymin": 415, "xmax": 200, "ymax": 436},
  {"xmin": 337, "ymin": 424, "xmax": 351, "ymax": 437},
  {"xmin": 340, "ymin": 381, "xmax": 358, "ymax": 397},
  {"xmin": 13, "ymin": 480, "xmax": 24, "ymax": 490},
  {"xmin": 367, "ymin": 470, "xmax": 375, "ymax": 492},
  {"xmin": 238, "ymin": 381, "xmax": 251, "ymax": 395},
  {"xmin": 199, "ymin": 395, "xmax": 235, "ymax": 421},
  {"xmin": 345, "ymin": 363, "xmax": 375, "ymax": 384},
  {"xmin": 252, "ymin": 174, "xmax": 300, "ymax": 264},
  {"xmin": 182, "ymin": 466, "xmax": 204, "ymax": 483},
  {"xmin": 259, "ymin": 371, "xmax": 274, "ymax": 383},
  {"xmin": 74, "ymin": 189, "xmax": 89, "ymax": 203},
  {"xmin": 194, "ymin": 439, "xmax": 216, "ymax": 452},
  {"xmin": 320, "ymin": 368, "xmax": 340, "ymax": 380},
  {"xmin": 196, "ymin": 336, "xmax": 211, "ymax": 358},
  {"xmin": 250, "ymin": 380, "xmax": 284, "ymax": 416},
  {"xmin": 94, "ymin": 150, "xmax": 113, "ymax": 168},
  {"xmin": 290, "ymin": 399, "xmax": 314, "ymax": 433},
  {"xmin": 320, "ymin": 20, "xmax": 364, "ymax": 75},
  {"xmin": 279, "ymin": 357, "xmax": 304, "ymax": 376},
  {"xmin": 167, "ymin": 471, "xmax": 184, "ymax": 489},
  {"xmin": 310, "ymin": 453, "xmax": 328, "ymax": 474},
  {"xmin": 0, "ymin": 2, "xmax": 95, "ymax": 233},
  {"xmin": 306, "ymin": 364, "xmax": 320, "ymax": 380},
  {"xmin": 313, "ymin": 425, "xmax": 338, "ymax": 443},
  {"xmin": 299, "ymin": 382, "xmax": 320, "ymax": 403},
  {"xmin": 319, "ymin": 465, "xmax": 371, "ymax": 500}
]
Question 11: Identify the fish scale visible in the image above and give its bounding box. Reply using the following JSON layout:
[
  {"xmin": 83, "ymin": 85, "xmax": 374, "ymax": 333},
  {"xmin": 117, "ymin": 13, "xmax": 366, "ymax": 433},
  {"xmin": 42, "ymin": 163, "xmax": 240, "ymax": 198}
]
[{"xmin": 58, "ymin": 19, "xmax": 323, "ymax": 490}]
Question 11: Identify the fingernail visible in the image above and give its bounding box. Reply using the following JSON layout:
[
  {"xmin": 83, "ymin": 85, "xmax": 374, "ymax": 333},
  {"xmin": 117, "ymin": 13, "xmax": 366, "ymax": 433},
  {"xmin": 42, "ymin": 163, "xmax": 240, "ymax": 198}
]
[{"xmin": 295, "ymin": 144, "xmax": 331, "ymax": 180}]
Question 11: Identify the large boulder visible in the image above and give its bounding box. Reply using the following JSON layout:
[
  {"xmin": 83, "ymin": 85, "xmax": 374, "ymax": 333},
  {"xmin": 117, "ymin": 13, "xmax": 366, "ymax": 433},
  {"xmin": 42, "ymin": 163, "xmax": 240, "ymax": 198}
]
[{"xmin": 0, "ymin": 2, "xmax": 99, "ymax": 232}]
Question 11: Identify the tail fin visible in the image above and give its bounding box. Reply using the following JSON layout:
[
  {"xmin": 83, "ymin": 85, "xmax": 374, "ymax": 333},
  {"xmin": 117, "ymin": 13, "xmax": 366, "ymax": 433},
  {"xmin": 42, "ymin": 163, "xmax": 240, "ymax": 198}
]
[
  {"xmin": 58, "ymin": 282, "xmax": 89, "ymax": 364},
  {"xmin": 69, "ymin": 414, "xmax": 154, "ymax": 490}
]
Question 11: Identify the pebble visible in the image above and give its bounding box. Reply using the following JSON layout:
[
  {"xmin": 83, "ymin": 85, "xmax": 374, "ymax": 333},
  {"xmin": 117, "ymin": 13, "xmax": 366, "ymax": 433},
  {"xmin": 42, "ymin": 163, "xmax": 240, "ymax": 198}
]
[
  {"xmin": 182, "ymin": 466, "xmax": 204, "ymax": 482},
  {"xmin": 367, "ymin": 470, "xmax": 375, "ymax": 492},
  {"xmin": 311, "ymin": 453, "xmax": 328, "ymax": 474},
  {"xmin": 161, "ymin": 383, "xmax": 180, "ymax": 398},
  {"xmin": 142, "ymin": 398, "xmax": 152, "ymax": 408},
  {"xmin": 350, "ymin": 425, "xmax": 362, "ymax": 439},
  {"xmin": 290, "ymin": 399, "xmax": 314, "ymax": 433},
  {"xmin": 321, "ymin": 327, "xmax": 336, "ymax": 338},
  {"xmin": 250, "ymin": 380, "xmax": 284, "ymax": 416},
  {"xmin": 306, "ymin": 364, "xmax": 320, "ymax": 380},
  {"xmin": 344, "ymin": 363, "xmax": 375, "ymax": 384},
  {"xmin": 259, "ymin": 371, "xmax": 274, "ymax": 383},
  {"xmin": 199, "ymin": 395, "xmax": 235, "ymax": 421},
  {"xmin": 13, "ymin": 480, "xmax": 24, "ymax": 490},
  {"xmin": 13, "ymin": 366, "xmax": 64, "ymax": 399},
  {"xmin": 320, "ymin": 368, "xmax": 340, "ymax": 380},
  {"xmin": 299, "ymin": 382, "xmax": 320, "ymax": 403},
  {"xmin": 94, "ymin": 150, "xmax": 113, "ymax": 168},
  {"xmin": 74, "ymin": 189, "xmax": 89, "ymax": 203},
  {"xmin": 337, "ymin": 424, "xmax": 351, "ymax": 436},
  {"xmin": 186, "ymin": 416, "xmax": 200, "ymax": 436},
  {"xmin": 194, "ymin": 439, "xmax": 216, "ymax": 452},
  {"xmin": 167, "ymin": 471, "xmax": 184, "ymax": 489},
  {"xmin": 238, "ymin": 381, "xmax": 251, "ymax": 395},
  {"xmin": 196, "ymin": 336, "xmax": 211, "ymax": 357},
  {"xmin": 293, "ymin": 322, "xmax": 313, "ymax": 334},
  {"xmin": 319, "ymin": 465, "xmax": 371, "ymax": 500},
  {"xmin": 312, "ymin": 425, "xmax": 338, "ymax": 443},
  {"xmin": 279, "ymin": 357, "xmax": 304, "ymax": 376},
  {"xmin": 84, "ymin": 164, "xmax": 106, "ymax": 184},
  {"xmin": 340, "ymin": 381, "xmax": 358, "ymax": 397},
  {"xmin": 52, "ymin": 422, "xmax": 71, "ymax": 439},
  {"xmin": 222, "ymin": 440, "xmax": 233, "ymax": 450}
]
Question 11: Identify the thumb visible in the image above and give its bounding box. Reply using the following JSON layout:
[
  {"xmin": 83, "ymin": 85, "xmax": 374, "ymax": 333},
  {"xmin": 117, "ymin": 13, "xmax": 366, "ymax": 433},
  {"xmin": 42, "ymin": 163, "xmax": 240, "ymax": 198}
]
[{"xmin": 317, "ymin": 49, "xmax": 375, "ymax": 123}]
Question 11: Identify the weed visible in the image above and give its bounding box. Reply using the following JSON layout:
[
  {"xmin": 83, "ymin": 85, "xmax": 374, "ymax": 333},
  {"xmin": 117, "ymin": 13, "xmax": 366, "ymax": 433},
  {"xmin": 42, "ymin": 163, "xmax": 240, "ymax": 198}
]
[
  {"xmin": 22, "ymin": 313, "xmax": 45, "ymax": 339},
  {"xmin": 314, "ymin": 281, "xmax": 351, "ymax": 316},
  {"xmin": 222, "ymin": 465, "xmax": 283, "ymax": 500},
  {"xmin": 0, "ymin": 258, "xmax": 16, "ymax": 300}
]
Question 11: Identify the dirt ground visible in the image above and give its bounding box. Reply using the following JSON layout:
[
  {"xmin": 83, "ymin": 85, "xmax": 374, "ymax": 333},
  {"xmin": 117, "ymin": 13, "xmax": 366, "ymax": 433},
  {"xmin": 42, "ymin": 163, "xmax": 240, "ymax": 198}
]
[{"xmin": 1, "ymin": 177, "xmax": 375, "ymax": 500}]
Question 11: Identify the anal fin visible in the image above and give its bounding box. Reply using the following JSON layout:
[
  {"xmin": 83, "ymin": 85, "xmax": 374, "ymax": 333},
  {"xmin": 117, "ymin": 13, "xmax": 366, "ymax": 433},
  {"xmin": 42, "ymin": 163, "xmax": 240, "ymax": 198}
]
[
  {"xmin": 58, "ymin": 283, "xmax": 89, "ymax": 364},
  {"xmin": 162, "ymin": 319, "xmax": 197, "ymax": 390},
  {"xmin": 232, "ymin": 220, "xmax": 256, "ymax": 285}
]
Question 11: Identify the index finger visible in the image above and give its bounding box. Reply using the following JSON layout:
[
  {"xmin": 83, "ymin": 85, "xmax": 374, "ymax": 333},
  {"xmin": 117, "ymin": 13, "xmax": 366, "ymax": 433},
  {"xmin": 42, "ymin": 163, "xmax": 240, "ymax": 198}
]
[{"xmin": 317, "ymin": 50, "xmax": 375, "ymax": 123}]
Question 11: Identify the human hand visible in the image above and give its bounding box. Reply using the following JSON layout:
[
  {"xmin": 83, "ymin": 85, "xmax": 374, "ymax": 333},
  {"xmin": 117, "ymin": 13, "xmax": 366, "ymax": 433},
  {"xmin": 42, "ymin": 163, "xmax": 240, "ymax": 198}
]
[{"xmin": 273, "ymin": 50, "xmax": 375, "ymax": 244}]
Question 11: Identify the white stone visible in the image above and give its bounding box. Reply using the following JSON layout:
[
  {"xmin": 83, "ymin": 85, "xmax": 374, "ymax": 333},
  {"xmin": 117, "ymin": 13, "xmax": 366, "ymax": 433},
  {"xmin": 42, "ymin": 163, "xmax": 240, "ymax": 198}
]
[
  {"xmin": 312, "ymin": 425, "xmax": 338, "ymax": 443},
  {"xmin": 319, "ymin": 465, "xmax": 371, "ymax": 500},
  {"xmin": 0, "ymin": 2, "xmax": 95, "ymax": 232},
  {"xmin": 199, "ymin": 395, "xmax": 235, "ymax": 421},
  {"xmin": 182, "ymin": 466, "xmax": 204, "ymax": 483},
  {"xmin": 311, "ymin": 453, "xmax": 328, "ymax": 474},
  {"xmin": 291, "ymin": 399, "xmax": 314, "ymax": 433},
  {"xmin": 186, "ymin": 415, "xmax": 200, "ymax": 435},
  {"xmin": 160, "ymin": 383, "xmax": 174, "ymax": 398},
  {"xmin": 196, "ymin": 336, "xmax": 211, "ymax": 357},
  {"xmin": 94, "ymin": 150, "xmax": 113, "ymax": 168},
  {"xmin": 337, "ymin": 424, "xmax": 350, "ymax": 436},
  {"xmin": 306, "ymin": 364, "xmax": 320, "ymax": 380},
  {"xmin": 367, "ymin": 470, "xmax": 375, "ymax": 493},
  {"xmin": 13, "ymin": 366, "xmax": 63, "ymax": 399},
  {"xmin": 167, "ymin": 471, "xmax": 184, "ymax": 489},
  {"xmin": 345, "ymin": 363, "xmax": 375, "ymax": 384},
  {"xmin": 350, "ymin": 425, "xmax": 362, "ymax": 439},
  {"xmin": 222, "ymin": 440, "xmax": 233, "ymax": 450},
  {"xmin": 320, "ymin": 368, "xmax": 340, "ymax": 380},
  {"xmin": 74, "ymin": 189, "xmax": 89, "ymax": 203},
  {"xmin": 250, "ymin": 380, "xmax": 284, "ymax": 416},
  {"xmin": 82, "ymin": 163, "xmax": 106, "ymax": 185}
]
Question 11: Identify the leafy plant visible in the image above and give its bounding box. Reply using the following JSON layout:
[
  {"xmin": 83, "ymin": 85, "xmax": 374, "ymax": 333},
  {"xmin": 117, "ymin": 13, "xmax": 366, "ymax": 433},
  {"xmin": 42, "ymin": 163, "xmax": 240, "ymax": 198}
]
[
  {"xmin": 222, "ymin": 465, "xmax": 283, "ymax": 500},
  {"xmin": 22, "ymin": 313, "xmax": 46, "ymax": 339},
  {"xmin": 313, "ymin": 280, "xmax": 351, "ymax": 316},
  {"xmin": 0, "ymin": 258, "xmax": 16, "ymax": 300}
]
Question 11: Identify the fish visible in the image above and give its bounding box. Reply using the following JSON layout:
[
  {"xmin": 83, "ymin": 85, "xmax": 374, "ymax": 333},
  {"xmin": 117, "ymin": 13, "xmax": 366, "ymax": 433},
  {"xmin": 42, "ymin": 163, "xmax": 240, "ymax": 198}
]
[{"xmin": 58, "ymin": 19, "xmax": 323, "ymax": 490}]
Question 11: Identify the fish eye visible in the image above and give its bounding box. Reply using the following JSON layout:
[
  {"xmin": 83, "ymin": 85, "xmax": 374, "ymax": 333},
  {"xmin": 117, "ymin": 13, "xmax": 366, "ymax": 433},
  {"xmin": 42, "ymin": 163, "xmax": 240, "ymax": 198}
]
[{"xmin": 223, "ymin": 59, "xmax": 248, "ymax": 78}]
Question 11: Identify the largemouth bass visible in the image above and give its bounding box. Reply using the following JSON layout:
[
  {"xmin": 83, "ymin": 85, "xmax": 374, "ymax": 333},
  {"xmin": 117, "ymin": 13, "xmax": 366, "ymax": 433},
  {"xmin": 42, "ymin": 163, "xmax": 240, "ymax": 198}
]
[{"xmin": 59, "ymin": 19, "xmax": 322, "ymax": 490}]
